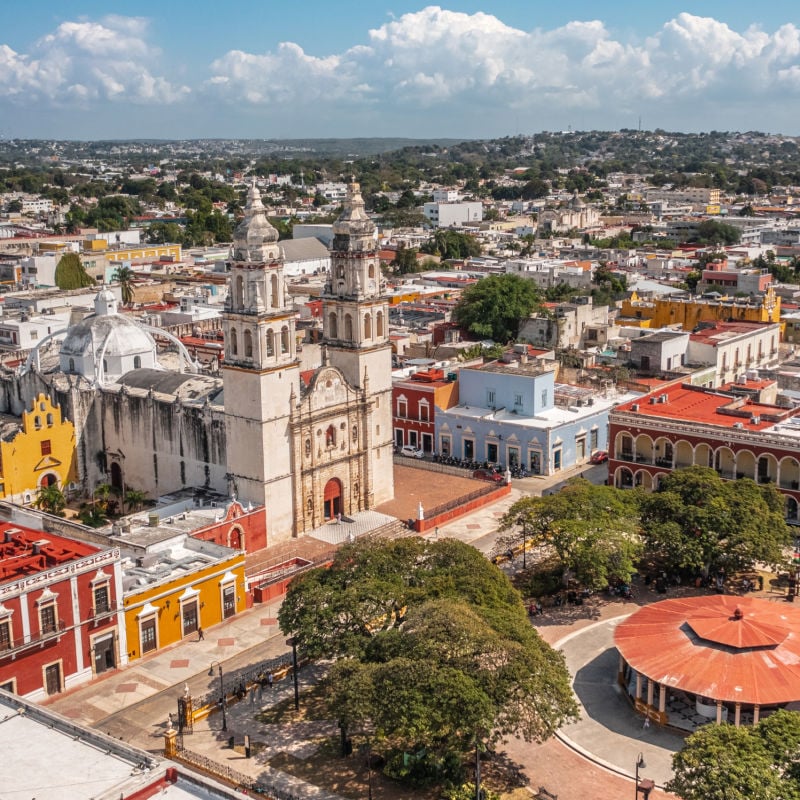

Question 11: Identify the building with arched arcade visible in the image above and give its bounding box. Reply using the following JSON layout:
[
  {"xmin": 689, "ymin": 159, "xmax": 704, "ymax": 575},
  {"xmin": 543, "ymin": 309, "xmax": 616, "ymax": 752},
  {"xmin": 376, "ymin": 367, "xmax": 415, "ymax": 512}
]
[
  {"xmin": 608, "ymin": 378, "xmax": 800, "ymax": 523},
  {"xmin": 615, "ymin": 596, "xmax": 800, "ymax": 730}
]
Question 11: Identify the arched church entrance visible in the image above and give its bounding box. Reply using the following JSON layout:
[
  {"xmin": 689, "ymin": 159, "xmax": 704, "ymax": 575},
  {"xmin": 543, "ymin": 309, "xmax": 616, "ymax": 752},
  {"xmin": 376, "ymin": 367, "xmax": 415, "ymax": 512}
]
[
  {"xmin": 41, "ymin": 473, "xmax": 58, "ymax": 488},
  {"xmin": 324, "ymin": 478, "xmax": 343, "ymax": 520},
  {"xmin": 110, "ymin": 462, "xmax": 123, "ymax": 492}
]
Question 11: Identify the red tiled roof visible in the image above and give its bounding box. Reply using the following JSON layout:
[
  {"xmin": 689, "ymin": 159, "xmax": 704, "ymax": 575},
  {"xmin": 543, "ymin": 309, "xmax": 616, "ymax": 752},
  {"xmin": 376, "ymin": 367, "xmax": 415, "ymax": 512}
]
[{"xmin": 614, "ymin": 596, "xmax": 800, "ymax": 706}]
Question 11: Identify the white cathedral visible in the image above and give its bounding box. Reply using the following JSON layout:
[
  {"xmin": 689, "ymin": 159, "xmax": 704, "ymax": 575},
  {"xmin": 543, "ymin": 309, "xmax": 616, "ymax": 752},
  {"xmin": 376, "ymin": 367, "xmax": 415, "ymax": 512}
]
[{"xmin": 4, "ymin": 181, "xmax": 394, "ymax": 542}]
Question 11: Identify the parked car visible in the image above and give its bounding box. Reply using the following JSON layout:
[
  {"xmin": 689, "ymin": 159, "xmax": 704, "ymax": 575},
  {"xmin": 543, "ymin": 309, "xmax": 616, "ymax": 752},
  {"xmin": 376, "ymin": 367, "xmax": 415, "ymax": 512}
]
[
  {"xmin": 589, "ymin": 450, "xmax": 609, "ymax": 464},
  {"xmin": 473, "ymin": 468, "xmax": 504, "ymax": 483},
  {"xmin": 400, "ymin": 445, "xmax": 425, "ymax": 458}
]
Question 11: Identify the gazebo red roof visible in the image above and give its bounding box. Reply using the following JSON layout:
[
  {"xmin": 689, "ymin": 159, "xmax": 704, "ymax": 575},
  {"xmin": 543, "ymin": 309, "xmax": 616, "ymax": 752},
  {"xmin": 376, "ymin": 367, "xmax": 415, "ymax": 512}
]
[{"xmin": 614, "ymin": 595, "xmax": 800, "ymax": 707}]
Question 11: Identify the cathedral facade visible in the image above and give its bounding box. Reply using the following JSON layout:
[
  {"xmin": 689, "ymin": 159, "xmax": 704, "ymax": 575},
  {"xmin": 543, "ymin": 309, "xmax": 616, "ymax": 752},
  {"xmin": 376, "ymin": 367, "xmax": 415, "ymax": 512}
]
[{"xmin": 1, "ymin": 181, "xmax": 394, "ymax": 543}]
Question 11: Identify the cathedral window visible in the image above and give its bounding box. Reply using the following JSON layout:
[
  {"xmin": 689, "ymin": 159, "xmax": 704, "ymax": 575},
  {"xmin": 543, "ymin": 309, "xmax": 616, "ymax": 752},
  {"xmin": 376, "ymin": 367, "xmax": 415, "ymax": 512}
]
[
  {"xmin": 266, "ymin": 329, "xmax": 275, "ymax": 357},
  {"xmin": 352, "ymin": 426, "xmax": 358, "ymax": 442},
  {"xmin": 376, "ymin": 311, "xmax": 384, "ymax": 337},
  {"xmin": 328, "ymin": 313, "xmax": 338, "ymax": 339},
  {"xmin": 244, "ymin": 330, "xmax": 254, "ymax": 358},
  {"xmin": 305, "ymin": 439, "xmax": 311, "ymax": 457},
  {"xmin": 280, "ymin": 326, "xmax": 289, "ymax": 354},
  {"xmin": 326, "ymin": 425, "xmax": 336, "ymax": 447},
  {"xmin": 68, "ymin": 358, "xmax": 75, "ymax": 372},
  {"xmin": 46, "ymin": 413, "xmax": 54, "ymax": 427},
  {"xmin": 369, "ymin": 264, "xmax": 375, "ymax": 279},
  {"xmin": 271, "ymin": 274, "xmax": 279, "ymax": 308},
  {"xmin": 344, "ymin": 314, "xmax": 353, "ymax": 340},
  {"xmin": 364, "ymin": 313, "xmax": 372, "ymax": 339},
  {"xmin": 230, "ymin": 329, "xmax": 238, "ymax": 356},
  {"xmin": 133, "ymin": 356, "xmax": 141, "ymax": 369},
  {"xmin": 234, "ymin": 275, "xmax": 244, "ymax": 308},
  {"xmin": 103, "ymin": 358, "xmax": 108, "ymax": 374}
]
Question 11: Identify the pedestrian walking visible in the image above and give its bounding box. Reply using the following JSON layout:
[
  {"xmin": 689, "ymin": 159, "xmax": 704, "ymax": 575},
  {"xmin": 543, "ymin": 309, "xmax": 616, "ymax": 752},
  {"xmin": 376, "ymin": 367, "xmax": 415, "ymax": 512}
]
[
  {"xmin": 250, "ymin": 686, "xmax": 256, "ymax": 706},
  {"xmin": 198, "ymin": 627, "xmax": 204, "ymax": 641},
  {"xmin": 268, "ymin": 672, "xmax": 274, "ymax": 690}
]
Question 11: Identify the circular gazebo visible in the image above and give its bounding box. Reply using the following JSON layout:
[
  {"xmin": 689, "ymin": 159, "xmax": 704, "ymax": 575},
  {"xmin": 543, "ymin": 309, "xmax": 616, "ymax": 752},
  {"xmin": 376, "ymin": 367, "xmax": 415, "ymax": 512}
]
[{"xmin": 614, "ymin": 595, "xmax": 800, "ymax": 728}]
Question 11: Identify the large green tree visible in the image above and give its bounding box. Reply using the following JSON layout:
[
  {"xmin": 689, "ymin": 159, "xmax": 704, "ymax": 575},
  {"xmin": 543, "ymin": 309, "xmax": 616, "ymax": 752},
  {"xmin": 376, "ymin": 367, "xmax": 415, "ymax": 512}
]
[
  {"xmin": 452, "ymin": 273, "xmax": 541, "ymax": 342},
  {"xmin": 279, "ymin": 538, "xmax": 577, "ymax": 784},
  {"xmin": 667, "ymin": 712, "xmax": 800, "ymax": 800},
  {"xmin": 498, "ymin": 479, "xmax": 642, "ymax": 589},
  {"xmin": 54, "ymin": 252, "xmax": 94, "ymax": 290},
  {"xmin": 639, "ymin": 467, "xmax": 790, "ymax": 574}
]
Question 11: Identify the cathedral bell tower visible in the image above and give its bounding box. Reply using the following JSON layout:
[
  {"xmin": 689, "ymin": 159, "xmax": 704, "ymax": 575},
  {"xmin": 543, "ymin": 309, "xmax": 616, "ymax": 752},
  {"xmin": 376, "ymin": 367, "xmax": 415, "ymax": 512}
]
[
  {"xmin": 222, "ymin": 183, "xmax": 300, "ymax": 540},
  {"xmin": 321, "ymin": 179, "xmax": 394, "ymax": 506}
]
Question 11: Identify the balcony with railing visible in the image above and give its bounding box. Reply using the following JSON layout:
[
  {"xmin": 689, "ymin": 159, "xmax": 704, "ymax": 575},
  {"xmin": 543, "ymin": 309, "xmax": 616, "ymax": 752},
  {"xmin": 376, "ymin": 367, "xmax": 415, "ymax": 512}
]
[{"xmin": 0, "ymin": 619, "xmax": 66, "ymax": 656}]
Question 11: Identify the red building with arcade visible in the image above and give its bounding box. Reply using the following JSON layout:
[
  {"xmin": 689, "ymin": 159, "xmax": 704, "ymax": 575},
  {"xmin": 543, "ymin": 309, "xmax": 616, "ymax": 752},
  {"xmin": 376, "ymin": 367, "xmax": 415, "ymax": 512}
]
[
  {"xmin": 608, "ymin": 378, "xmax": 800, "ymax": 523},
  {"xmin": 0, "ymin": 522, "xmax": 124, "ymax": 699}
]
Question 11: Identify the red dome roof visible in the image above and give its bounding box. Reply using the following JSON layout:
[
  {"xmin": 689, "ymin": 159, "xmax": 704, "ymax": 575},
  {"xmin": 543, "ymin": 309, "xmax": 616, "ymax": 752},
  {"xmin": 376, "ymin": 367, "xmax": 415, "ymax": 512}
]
[{"xmin": 614, "ymin": 595, "xmax": 800, "ymax": 706}]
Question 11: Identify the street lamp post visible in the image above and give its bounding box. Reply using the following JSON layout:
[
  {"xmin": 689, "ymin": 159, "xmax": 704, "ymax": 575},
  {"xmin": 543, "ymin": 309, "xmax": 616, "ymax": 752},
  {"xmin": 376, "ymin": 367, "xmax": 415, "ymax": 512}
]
[
  {"xmin": 635, "ymin": 752, "xmax": 646, "ymax": 800},
  {"xmin": 286, "ymin": 637, "xmax": 300, "ymax": 711},
  {"xmin": 208, "ymin": 661, "xmax": 227, "ymax": 732}
]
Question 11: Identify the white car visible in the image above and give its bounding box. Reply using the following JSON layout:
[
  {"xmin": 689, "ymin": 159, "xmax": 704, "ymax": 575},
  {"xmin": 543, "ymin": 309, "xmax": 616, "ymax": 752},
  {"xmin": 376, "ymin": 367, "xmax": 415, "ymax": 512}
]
[{"xmin": 400, "ymin": 445, "xmax": 425, "ymax": 458}]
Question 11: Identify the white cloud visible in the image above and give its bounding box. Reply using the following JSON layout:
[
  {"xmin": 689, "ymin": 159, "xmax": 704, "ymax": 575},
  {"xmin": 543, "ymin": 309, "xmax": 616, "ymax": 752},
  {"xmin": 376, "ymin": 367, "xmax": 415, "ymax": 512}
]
[
  {"xmin": 205, "ymin": 7, "xmax": 800, "ymax": 118},
  {"xmin": 0, "ymin": 16, "xmax": 188, "ymax": 106}
]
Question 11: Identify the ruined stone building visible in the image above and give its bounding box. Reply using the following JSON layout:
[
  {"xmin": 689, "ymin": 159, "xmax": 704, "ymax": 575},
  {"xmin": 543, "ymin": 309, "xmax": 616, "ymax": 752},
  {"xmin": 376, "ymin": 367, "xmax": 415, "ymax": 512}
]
[{"xmin": 0, "ymin": 181, "xmax": 394, "ymax": 543}]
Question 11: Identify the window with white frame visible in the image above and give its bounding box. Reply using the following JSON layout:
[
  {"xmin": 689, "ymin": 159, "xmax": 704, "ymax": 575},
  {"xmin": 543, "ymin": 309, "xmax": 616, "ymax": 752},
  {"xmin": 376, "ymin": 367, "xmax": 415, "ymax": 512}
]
[
  {"xmin": 419, "ymin": 400, "xmax": 429, "ymax": 422},
  {"xmin": 93, "ymin": 584, "xmax": 110, "ymax": 615},
  {"xmin": 0, "ymin": 611, "xmax": 11, "ymax": 652},
  {"xmin": 397, "ymin": 397, "xmax": 408, "ymax": 418},
  {"xmin": 39, "ymin": 601, "xmax": 57, "ymax": 635}
]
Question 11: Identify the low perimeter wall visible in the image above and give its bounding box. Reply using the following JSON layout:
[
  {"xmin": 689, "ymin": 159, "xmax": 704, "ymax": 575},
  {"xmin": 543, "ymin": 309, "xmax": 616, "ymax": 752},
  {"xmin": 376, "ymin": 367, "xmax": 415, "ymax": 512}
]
[{"xmin": 414, "ymin": 482, "xmax": 511, "ymax": 533}]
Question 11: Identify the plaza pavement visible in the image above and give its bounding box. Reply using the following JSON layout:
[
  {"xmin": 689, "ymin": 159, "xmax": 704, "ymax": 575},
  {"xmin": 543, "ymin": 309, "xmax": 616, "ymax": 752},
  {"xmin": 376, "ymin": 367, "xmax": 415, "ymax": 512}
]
[{"xmin": 44, "ymin": 461, "xmax": 690, "ymax": 799}]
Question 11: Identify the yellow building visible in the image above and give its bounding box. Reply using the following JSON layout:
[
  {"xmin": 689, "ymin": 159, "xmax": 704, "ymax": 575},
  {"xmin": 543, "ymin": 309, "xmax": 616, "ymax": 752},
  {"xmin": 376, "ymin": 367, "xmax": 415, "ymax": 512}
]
[
  {"xmin": 0, "ymin": 393, "xmax": 77, "ymax": 502},
  {"xmin": 122, "ymin": 542, "xmax": 245, "ymax": 661},
  {"xmin": 618, "ymin": 288, "xmax": 781, "ymax": 331},
  {"xmin": 99, "ymin": 244, "xmax": 182, "ymax": 263}
]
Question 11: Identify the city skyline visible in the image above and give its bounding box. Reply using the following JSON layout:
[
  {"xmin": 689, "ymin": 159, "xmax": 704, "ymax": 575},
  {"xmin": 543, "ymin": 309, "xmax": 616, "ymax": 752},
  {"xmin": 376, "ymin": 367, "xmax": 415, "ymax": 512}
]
[{"xmin": 2, "ymin": 2, "xmax": 800, "ymax": 141}]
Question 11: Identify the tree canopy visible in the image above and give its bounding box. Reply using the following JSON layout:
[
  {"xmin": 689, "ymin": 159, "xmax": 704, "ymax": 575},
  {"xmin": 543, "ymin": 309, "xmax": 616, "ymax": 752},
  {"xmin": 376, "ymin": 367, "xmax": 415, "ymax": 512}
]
[
  {"xmin": 667, "ymin": 711, "xmax": 800, "ymax": 800},
  {"xmin": 639, "ymin": 467, "xmax": 790, "ymax": 575},
  {"xmin": 498, "ymin": 479, "xmax": 642, "ymax": 589},
  {"xmin": 279, "ymin": 538, "xmax": 577, "ymax": 786},
  {"xmin": 54, "ymin": 252, "xmax": 95, "ymax": 290},
  {"xmin": 452, "ymin": 273, "xmax": 542, "ymax": 343}
]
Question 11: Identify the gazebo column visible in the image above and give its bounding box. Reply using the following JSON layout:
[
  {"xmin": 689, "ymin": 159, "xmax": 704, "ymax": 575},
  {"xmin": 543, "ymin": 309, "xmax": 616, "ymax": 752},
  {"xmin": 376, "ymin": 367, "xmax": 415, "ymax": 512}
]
[
  {"xmin": 647, "ymin": 679, "xmax": 654, "ymax": 707},
  {"xmin": 753, "ymin": 705, "xmax": 760, "ymax": 725},
  {"xmin": 716, "ymin": 701, "xmax": 723, "ymax": 724},
  {"xmin": 658, "ymin": 684, "xmax": 666, "ymax": 714},
  {"xmin": 734, "ymin": 703, "xmax": 741, "ymax": 727},
  {"xmin": 635, "ymin": 672, "xmax": 642, "ymax": 701}
]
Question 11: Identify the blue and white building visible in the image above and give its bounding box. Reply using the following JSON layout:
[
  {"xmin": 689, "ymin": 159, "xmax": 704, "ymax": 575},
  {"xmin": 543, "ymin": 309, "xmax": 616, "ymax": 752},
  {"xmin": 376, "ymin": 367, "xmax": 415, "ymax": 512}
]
[{"xmin": 436, "ymin": 360, "xmax": 632, "ymax": 475}]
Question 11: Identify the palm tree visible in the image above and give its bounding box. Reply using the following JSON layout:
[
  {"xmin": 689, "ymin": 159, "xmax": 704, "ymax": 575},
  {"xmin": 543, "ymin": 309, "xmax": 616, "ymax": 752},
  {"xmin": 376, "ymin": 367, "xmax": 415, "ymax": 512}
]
[
  {"xmin": 34, "ymin": 483, "xmax": 66, "ymax": 516},
  {"xmin": 112, "ymin": 265, "xmax": 136, "ymax": 306},
  {"xmin": 125, "ymin": 489, "xmax": 147, "ymax": 513}
]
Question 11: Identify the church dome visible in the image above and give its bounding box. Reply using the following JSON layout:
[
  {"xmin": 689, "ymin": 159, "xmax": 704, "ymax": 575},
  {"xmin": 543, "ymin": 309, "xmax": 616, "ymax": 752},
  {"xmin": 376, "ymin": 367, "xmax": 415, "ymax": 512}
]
[
  {"xmin": 232, "ymin": 183, "xmax": 280, "ymax": 263},
  {"xmin": 59, "ymin": 290, "xmax": 158, "ymax": 384}
]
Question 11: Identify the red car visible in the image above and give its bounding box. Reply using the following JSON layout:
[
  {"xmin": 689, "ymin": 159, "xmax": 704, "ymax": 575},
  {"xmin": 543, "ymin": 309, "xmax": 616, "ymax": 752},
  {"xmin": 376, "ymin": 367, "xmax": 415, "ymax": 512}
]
[
  {"xmin": 589, "ymin": 450, "xmax": 609, "ymax": 464},
  {"xmin": 473, "ymin": 468, "xmax": 505, "ymax": 483}
]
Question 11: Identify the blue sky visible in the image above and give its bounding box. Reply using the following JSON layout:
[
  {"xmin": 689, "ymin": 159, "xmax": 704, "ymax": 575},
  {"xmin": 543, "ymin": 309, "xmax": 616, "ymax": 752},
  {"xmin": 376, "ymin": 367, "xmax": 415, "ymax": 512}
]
[{"xmin": 2, "ymin": 2, "xmax": 800, "ymax": 140}]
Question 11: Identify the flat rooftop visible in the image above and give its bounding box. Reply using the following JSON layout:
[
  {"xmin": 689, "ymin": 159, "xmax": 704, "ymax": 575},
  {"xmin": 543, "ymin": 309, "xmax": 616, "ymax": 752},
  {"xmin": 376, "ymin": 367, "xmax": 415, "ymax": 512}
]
[
  {"xmin": 0, "ymin": 523, "xmax": 99, "ymax": 582},
  {"xmin": 614, "ymin": 381, "xmax": 800, "ymax": 436}
]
